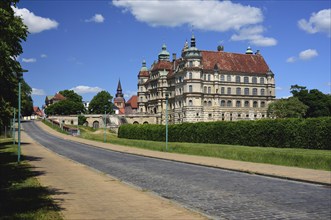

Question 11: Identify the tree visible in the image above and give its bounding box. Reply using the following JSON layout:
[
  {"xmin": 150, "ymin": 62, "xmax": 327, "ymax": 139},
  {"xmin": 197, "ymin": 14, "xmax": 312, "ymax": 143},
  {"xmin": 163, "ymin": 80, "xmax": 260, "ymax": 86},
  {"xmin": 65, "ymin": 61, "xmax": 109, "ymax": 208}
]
[
  {"xmin": 268, "ymin": 97, "xmax": 308, "ymax": 118},
  {"xmin": 59, "ymin": 90, "xmax": 83, "ymax": 103},
  {"xmin": 0, "ymin": 0, "xmax": 29, "ymax": 127},
  {"xmin": 44, "ymin": 90, "xmax": 85, "ymax": 116},
  {"xmin": 290, "ymin": 85, "xmax": 331, "ymax": 117},
  {"xmin": 88, "ymin": 91, "xmax": 114, "ymax": 114}
]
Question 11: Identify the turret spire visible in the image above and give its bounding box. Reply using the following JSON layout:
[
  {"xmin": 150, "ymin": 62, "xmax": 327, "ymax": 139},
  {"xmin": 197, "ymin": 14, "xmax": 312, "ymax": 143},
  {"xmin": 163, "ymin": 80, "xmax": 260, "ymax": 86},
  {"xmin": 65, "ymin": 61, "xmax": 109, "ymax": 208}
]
[{"xmin": 116, "ymin": 79, "xmax": 123, "ymax": 98}]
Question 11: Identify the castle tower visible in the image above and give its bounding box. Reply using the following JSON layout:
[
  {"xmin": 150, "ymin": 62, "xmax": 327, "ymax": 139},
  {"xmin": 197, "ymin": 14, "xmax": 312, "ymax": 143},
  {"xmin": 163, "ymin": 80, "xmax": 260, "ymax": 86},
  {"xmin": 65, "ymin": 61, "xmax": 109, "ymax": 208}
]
[{"xmin": 114, "ymin": 80, "xmax": 125, "ymax": 114}]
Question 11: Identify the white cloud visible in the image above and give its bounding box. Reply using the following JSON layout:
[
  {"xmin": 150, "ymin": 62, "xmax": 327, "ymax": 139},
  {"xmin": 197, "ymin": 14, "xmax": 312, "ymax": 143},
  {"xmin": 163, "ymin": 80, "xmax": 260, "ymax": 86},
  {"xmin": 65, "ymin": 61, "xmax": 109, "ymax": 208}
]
[
  {"xmin": 286, "ymin": 56, "xmax": 296, "ymax": 63},
  {"xmin": 287, "ymin": 49, "xmax": 318, "ymax": 63},
  {"xmin": 276, "ymin": 87, "xmax": 283, "ymax": 91},
  {"xmin": 70, "ymin": 85, "xmax": 103, "ymax": 94},
  {"xmin": 40, "ymin": 54, "xmax": 47, "ymax": 58},
  {"xmin": 32, "ymin": 88, "xmax": 46, "ymax": 96},
  {"xmin": 124, "ymin": 90, "xmax": 137, "ymax": 99},
  {"xmin": 85, "ymin": 14, "xmax": 105, "ymax": 23},
  {"xmin": 299, "ymin": 49, "xmax": 318, "ymax": 60},
  {"xmin": 113, "ymin": 0, "xmax": 263, "ymax": 32},
  {"xmin": 230, "ymin": 25, "xmax": 277, "ymax": 46},
  {"xmin": 327, "ymin": 82, "xmax": 331, "ymax": 87},
  {"xmin": 298, "ymin": 8, "xmax": 331, "ymax": 37},
  {"xmin": 12, "ymin": 7, "xmax": 59, "ymax": 34},
  {"xmin": 22, "ymin": 58, "xmax": 36, "ymax": 63}
]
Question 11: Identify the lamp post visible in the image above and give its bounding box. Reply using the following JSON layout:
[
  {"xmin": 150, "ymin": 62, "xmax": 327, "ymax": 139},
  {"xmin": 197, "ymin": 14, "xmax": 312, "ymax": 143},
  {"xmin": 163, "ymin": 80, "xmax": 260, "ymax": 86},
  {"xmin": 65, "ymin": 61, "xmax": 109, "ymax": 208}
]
[
  {"xmin": 13, "ymin": 108, "xmax": 16, "ymax": 145},
  {"xmin": 165, "ymin": 93, "xmax": 169, "ymax": 152},
  {"xmin": 76, "ymin": 111, "xmax": 80, "ymax": 136},
  {"xmin": 104, "ymin": 105, "xmax": 107, "ymax": 143},
  {"xmin": 17, "ymin": 69, "xmax": 28, "ymax": 163}
]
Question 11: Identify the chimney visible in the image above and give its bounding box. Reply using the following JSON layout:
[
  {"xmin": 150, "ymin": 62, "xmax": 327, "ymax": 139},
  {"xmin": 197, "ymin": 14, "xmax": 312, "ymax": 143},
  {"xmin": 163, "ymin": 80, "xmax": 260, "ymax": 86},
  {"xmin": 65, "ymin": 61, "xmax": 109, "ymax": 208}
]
[
  {"xmin": 255, "ymin": 50, "xmax": 260, "ymax": 55},
  {"xmin": 172, "ymin": 53, "xmax": 177, "ymax": 61}
]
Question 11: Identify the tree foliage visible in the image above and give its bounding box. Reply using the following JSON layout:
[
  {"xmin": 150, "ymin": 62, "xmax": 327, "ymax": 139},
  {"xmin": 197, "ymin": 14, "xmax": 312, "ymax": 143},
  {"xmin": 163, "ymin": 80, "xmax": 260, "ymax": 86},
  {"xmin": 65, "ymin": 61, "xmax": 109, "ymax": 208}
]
[
  {"xmin": 59, "ymin": 90, "xmax": 83, "ymax": 103},
  {"xmin": 290, "ymin": 85, "xmax": 331, "ymax": 117},
  {"xmin": 0, "ymin": 0, "xmax": 30, "ymax": 127},
  {"xmin": 44, "ymin": 90, "xmax": 85, "ymax": 115},
  {"xmin": 268, "ymin": 97, "xmax": 308, "ymax": 118},
  {"xmin": 88, "ymin": 91, "xmax": 114, "ymax": 114}
]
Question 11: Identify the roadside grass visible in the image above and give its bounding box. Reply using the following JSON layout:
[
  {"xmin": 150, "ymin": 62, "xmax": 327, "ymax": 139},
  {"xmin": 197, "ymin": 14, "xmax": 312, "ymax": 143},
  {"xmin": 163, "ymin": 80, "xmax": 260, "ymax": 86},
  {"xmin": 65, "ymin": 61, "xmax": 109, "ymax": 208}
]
[
  {"xmin": 75, "ymin": 126, "xmax": 331, "ymax": 171},
  {"xmin": 0, "ymin": 138, "xmax": 63, "ymax": 220}
]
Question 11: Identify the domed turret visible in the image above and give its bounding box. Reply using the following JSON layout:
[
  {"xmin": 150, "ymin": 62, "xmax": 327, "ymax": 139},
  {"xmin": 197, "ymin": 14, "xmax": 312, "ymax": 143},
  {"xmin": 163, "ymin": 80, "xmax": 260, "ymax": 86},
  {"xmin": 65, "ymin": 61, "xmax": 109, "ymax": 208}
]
[
  {"xmin": 140, "ymin": 60, "xmax": 148, "ymax": 71},
  {"xmin": 158, "ymin": 44, "xmax": 170, "ymax": 61},
  {"xmin": 245, "ymin": 46, "xmax": 253, "ymax": 54}
]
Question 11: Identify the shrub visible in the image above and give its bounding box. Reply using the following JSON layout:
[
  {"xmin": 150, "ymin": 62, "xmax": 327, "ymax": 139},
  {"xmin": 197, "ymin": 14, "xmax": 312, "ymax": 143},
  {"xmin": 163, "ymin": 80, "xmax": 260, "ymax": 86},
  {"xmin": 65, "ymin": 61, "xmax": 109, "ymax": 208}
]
[{"xmin": 118, "ymin": 118, "xmax": 331, "ymax": 150}]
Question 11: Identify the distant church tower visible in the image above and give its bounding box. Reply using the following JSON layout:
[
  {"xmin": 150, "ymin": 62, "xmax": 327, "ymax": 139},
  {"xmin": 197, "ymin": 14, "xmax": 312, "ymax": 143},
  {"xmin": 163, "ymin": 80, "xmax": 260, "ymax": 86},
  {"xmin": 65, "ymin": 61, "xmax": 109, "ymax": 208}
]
[{"xmin": 114, "ymin": 80, "xmax": 125, "ymax": 114}]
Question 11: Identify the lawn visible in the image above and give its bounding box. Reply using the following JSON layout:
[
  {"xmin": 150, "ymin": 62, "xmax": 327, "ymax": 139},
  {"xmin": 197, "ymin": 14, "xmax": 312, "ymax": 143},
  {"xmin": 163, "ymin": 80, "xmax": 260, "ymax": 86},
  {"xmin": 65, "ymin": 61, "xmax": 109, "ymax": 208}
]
[
  {"xmin": 0, "ymin": 139, "xmax": 63, "ymax": 220},
  {"xmin": 75, "ymin": 125, "xmax": 331, "ymax": 171}
]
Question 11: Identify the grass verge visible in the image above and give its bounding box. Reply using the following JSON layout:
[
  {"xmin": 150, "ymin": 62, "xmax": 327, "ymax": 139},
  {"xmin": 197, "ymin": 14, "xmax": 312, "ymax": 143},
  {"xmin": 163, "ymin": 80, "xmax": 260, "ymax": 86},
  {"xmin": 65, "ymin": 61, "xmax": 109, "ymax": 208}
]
[
  {"xmin": 0, "ymin": 138, "xmax": 63, "ymax": 220},
  {"xmin": 42, "ymin": 121, "xmax": 331, "ymax": 171}
]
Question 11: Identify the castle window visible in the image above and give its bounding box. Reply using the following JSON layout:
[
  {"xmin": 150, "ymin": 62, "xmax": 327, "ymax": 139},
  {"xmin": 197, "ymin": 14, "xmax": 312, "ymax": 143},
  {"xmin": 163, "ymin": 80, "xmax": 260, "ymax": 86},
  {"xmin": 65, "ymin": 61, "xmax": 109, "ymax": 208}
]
[
  {"xmin": 140, "ymin": 97, "xmax": 143, "ymax": 102},
  {"xmin": 244, "ymin": 88, "xmax": 249, "ymax": 95},
  {"xmin": 204, "ymin": 86, "xmax": 207, "ymax": 93},
  {"xmin": 244, "ymin": 76, "xmax": 249, "ymax": 83},
  {"xmin": 208, "ymin": 113, "xmax": 212, "ymax": 118},
  {"xmin": 204, "ymin": 100, "xmax": 207, "ymax": 106},
  {"xmin": 220, "ymin": 100, "xmax": 225, "ymax": 107},
  {"xmin": 253, "ymin": 88, "xmax": 258, "ymax": 95},
  {"xmin": 236, "ymin": 76, "xmax": 240, "ymax": 83},
  {"xmin": 189, "ymin": 85, "xmax": 193, "ymax": 92},
  {"xmin": 189, "ymin": 72, "xmax": 192, "ymax": 79},
  {"xmin": 227, "ymin": 75, "xmax": 231, "ymax": 82},
  {"xmin": 208, "ymin": 74, "xmax": 211, "ymax": 81},
  {"xmin": 261, "ymin": 101, "xmax": 266, "ymax": 108},
  {"xmin": 227, "ymin": 100, "xmax": 232, "ymax": 107},
  {"xmin": 221, "ymin": 87, "xmax": 225, "ymax": 94},
  {"xmin": 244, "ymin": 101, "xmax": 249, "ymax": 107},
  {"xmin": 227, "ymin": 87, "xmax": 231, "ymax": 94},
  {"xmin": 208, "ymin": 101, "xmax": 212, "ymax": 106},
  {"xmin": 204, "ymin": 74, "xmax": 207, "ymax": 81},
  {"xmin": 253, "ymin": 101, "xmax": 258, "ymax": 108},
  {"xmin": 260, "ymin": 77, "xmax": 265, "ymax": 84},
  {"xmin": 236, "ymin": 101, "xmax": 241, "ymax": 107},
  {"xmin": 252, "ymin": 77, "xmax": 257, "ymax": 84},
  {"xmin": 261, "ymin": 89, "xmax": 265, "ymax": 96},
  {"xmin": 189, "ymin": 61, "xmax": 193, "ymax": 67},
  {"xmin": 220, "ymin": 75, "xmax": 225, "ymax": 81},
  {"xmin": 208, "ymin": 87, "xmax": 211, "ymax": 94},
  {"xmin": 236, "ymin": 87, "xmax": 241, "ymax": 95},
  {"xmin": 189, "ymin": 100, "xmax": 193, "ymax": 106}
]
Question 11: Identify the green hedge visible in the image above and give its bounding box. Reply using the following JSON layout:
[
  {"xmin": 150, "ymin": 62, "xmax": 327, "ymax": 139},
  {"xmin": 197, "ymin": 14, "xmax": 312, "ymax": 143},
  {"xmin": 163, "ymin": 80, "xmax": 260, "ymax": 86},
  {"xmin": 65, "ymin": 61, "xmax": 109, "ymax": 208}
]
[{"xmin": 118, "ymin": 118, "xmax": 331, "ymax": 150}]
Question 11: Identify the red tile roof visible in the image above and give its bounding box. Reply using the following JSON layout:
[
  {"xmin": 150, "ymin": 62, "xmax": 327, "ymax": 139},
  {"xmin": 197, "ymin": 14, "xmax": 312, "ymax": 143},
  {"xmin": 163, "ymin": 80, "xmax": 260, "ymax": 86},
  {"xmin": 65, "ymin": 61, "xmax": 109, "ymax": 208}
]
[
  {"xmin": 201, "ymin": 51, "xmax": 269, "ymax": 74},
  {"xmin": 126, "ymin": 95, "xmax": 138, "ymax": 109},
  {"xmin": 138, "ymin": 70, "xmax": 149, "ymax": 77},
  {"xmin": 53, "ymin": 93, "xmax": 66, "ymax": 101},
  {"xmin": 151, "ymin": 60, "xmax": 172, "ymax": 71}
]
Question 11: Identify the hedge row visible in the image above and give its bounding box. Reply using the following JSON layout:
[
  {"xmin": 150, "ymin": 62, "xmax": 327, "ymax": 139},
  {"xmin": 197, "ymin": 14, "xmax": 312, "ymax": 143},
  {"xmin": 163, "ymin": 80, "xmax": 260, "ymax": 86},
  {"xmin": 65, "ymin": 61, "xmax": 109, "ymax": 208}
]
[{"xmin": 118, "ymin": 118, "xmax": 331, "ymax": 150}]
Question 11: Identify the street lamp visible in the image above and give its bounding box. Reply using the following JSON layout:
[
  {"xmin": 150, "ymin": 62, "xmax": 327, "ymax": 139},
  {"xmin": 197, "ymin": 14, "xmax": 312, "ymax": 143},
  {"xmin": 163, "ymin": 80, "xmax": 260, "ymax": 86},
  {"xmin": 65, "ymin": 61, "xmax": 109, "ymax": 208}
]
[
  {"xmin": 104, "ymin": 105, "xmax": 107, "ymax": 143},
  {"xmin": 165, "ymin": 92, "xmax": 169, "ymax": 152},
  {"xmin": 13, "ymin": 108, "xmax": 16, "ymax": 145},
  {"xmin": 17, "ymin": 69, "xmax": 28, "ymax": 163}
]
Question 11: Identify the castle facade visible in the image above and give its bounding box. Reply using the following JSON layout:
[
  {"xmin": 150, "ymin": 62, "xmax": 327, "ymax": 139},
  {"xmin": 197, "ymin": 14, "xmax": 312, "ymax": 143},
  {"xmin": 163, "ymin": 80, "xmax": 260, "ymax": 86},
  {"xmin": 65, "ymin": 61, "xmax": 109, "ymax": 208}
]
[{"xmin": 137, "ymin": 35, "xmax": 275, "ymax": 124}]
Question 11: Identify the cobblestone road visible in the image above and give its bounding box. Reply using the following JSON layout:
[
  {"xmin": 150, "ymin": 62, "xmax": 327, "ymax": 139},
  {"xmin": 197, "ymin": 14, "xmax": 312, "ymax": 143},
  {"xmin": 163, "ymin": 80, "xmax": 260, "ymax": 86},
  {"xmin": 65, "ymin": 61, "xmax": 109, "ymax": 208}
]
[{"xmin": 24, "ymin": 121, "xmax": 331, "ymax": 219}]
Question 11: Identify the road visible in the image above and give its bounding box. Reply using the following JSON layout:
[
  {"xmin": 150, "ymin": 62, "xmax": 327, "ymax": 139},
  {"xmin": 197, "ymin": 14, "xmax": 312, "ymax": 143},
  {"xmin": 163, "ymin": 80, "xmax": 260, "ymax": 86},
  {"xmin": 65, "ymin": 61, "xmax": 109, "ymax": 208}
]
[{"xmin": 23, "ymin": 121, "xmax": 331, "ymax": 219}]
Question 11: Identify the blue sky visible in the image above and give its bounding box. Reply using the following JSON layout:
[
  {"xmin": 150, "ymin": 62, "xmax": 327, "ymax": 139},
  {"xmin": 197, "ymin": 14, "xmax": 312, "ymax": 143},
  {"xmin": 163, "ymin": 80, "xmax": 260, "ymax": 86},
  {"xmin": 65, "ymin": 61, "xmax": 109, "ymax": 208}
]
[{"xmin": 14, "ymin": 0, "xmax": 331, "ymax": 108}]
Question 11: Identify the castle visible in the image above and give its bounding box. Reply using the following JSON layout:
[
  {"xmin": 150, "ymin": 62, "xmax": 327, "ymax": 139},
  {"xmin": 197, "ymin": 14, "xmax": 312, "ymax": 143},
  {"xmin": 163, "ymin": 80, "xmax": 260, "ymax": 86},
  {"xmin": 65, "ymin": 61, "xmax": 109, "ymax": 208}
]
[{"xmin": 136, "ymin": 35, "xmax": 275, "ymax": 124}]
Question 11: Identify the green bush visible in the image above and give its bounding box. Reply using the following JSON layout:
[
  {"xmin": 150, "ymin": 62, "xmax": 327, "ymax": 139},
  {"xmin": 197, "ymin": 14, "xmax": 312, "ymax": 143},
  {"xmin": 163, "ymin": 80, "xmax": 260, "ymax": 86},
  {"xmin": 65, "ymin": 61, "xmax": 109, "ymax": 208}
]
[{"xmin": 118, "ymin": 118, "xmax": 331, "ymax": 150}]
